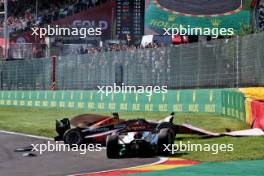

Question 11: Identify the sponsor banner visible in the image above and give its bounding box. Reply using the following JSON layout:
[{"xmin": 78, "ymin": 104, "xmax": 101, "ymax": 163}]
[
  {"xmin": 0, "ymin": 89, "xmax": 223, "ymax": 114},
  {"xmin": 222, "ymin": 91, "xmax": 246, "ymax": 122},
  {"xmin": 10, "ymin": 31, "xmax": 44, "ymax": 44},
  {"xmin": 51, "ymin": 2, "xmax": 114, "ymax": 40},
  {"xmin": 145, "ymin": 0, "xmax": 250, "ymax": 35}
]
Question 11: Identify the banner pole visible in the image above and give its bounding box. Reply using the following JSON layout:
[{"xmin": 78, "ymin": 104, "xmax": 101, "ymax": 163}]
[{"xmin": 51, "ymin": 56, "xmax": 57, "ymax": 90}]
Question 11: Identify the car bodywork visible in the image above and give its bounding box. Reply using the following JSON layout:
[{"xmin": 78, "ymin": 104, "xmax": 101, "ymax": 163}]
[
  {"xmin": 55, "ymin": 113, "xmax": 176, "ymax": 150},
  {"xmin": 105, "ymin": 119, "xmax": 176, "ymax": 158},
  {"xmin": 55, "ymin": 112, "xmax": 261, "ymax": 158},
  {"xmin": 55, "ymin": 113, "xmax": 124, "ymax": 144}
]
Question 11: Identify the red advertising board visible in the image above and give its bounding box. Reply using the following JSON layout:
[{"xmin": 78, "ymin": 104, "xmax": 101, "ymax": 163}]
[
  {"xmin": 51, "ymin": 2, "xmax": 114, "ymax": 40},
  {"xmin": 251, "ymin": 100, "xmax": 264, "ymax": 130},
  {"xmin": 10, "ymin": 31, "xmax": 44, "ymax": 44}
]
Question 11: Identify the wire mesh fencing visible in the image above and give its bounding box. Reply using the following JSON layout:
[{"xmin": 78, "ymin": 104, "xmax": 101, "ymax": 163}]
[
  {"xmin": 0, "ymin": 58, "xmax": 51, "ymax": 90},
  {"xmin": 9, "ymin": 43, "xmax": 47, "ymax": 59},
  {"xmin": 0, "ymin": 32, "xmax": 263, "ymax": 90}
]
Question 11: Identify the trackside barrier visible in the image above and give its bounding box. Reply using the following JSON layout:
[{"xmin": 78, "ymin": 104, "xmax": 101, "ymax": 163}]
[
  {"xmin": 251, "ymin": 101, "xmax": 264, "ymax": 130},
  {"xmin": 0, "ymin": 89, "xmax": 246, "ymax": 121},
  {"xmin": 240, "ymin": 88, "xmax": 264, "ymax": 128},
  {"xmin": 245, "ymin": 98, "xmax": 253, "ymax": 125},
  {"xmin": 222, "ymin": 91, "xmax": 246, "ymax": 122},
  {"xmin": 0, "ymin": 89, "xmax": 223, "ymax": 113}
]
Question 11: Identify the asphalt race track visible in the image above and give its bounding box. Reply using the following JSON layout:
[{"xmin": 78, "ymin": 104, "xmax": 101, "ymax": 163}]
[
  {"xmin": 0, "ymin": 132, "xmax": 159, "ymax": 176},
  {"xmin": 156, "ymin": 0, "xmax": 242, "ymax": 15}
]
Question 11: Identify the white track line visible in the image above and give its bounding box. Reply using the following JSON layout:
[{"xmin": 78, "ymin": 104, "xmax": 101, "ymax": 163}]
[
  {"xmin": 0, "ymin": 130, "xmax": 53, "ymax": 140},
  {"xmin": 70, "ymin": 157, "xmax": 168, "ymax": 176}
]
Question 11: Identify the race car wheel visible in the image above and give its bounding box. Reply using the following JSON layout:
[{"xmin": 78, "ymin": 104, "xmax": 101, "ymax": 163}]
[
  {"xmin": 157, "ymin": 122, "xmax": 176, "ymax": 141},
  {"xmin": 106, "ymin": 135, "xmax": 119, "ymax": 159},
  {"xmin": 157, "ymin": 128, "xmax": 174, "ymax": 155},
  {"xmin": 63, "ymin": 128, "xmax": 83, "ymax": 147}
]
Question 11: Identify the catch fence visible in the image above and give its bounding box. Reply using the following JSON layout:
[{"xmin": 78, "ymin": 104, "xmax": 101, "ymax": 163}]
[{"xmin": 0, "ymin": 32, "xmax": 263, "ymax": 90}]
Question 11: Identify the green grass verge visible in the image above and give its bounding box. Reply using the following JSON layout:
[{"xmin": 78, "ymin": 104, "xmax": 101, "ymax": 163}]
[{"xmin": 0, "ymin": 107, "xmax": 263, "ymax": 162}]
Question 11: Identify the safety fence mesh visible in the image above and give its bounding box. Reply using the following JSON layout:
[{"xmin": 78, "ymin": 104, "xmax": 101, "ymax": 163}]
[{"xmin": 0, "ymin": 32, "xmax": 263, "ymax": 90}]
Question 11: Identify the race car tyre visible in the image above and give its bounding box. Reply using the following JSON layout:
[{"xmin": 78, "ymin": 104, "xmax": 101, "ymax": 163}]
[
  {"xmin": 63, "ymin": 128, "xmax": 83, "ymax": 147},
  {"xmin": 157, "ymin": 122, "xmax": 176, "ymax": 141},
  {"xmin": 106, "ymin": 135, "xmax": 119, "ymax": 159},
  {"xmin": 157, "ymin": 128, "xmax": 174, "ymax": 155}
]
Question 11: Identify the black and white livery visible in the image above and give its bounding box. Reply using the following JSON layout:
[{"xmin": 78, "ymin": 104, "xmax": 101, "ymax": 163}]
[{"xmin": 106, "ymin": 113, "xmax": 176, "ymax": 158}]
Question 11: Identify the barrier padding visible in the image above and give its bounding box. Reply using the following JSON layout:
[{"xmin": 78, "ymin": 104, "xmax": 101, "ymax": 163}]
[
  {"xmin": 0, "ymin": 90, "xmax": 223, "ymax": 113},
  {"xmin": 240, "ymin": 88, "xmax": 264, "ymax": 127},
  {"xmin": 245, "ymin": 98, "xmax": 253, "ymax": 126},
  {"xmin": 240, "ymin": 88, "xmax": 264, "ymax": 100},
  {"xmin": 0, "ymin": 89, "xmax": 246, "ymax": 121},
  {"xmin": 222, "ymin": 91, "xmax": 246, "ymax": 122},
  {"xmin": 251, "ymin": 100, "xmax": 264, "ymax": 130}
]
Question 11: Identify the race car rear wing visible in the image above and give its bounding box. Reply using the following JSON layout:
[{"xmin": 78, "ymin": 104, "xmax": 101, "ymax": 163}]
[{"xmin": 158, "ymin": 112, "xmax": 174, "ymax": 124}]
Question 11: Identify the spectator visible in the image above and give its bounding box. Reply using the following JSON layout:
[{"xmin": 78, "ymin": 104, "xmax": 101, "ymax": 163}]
[
  {"xmin": 76, "ymin": 42, "xmax": 166, "ymax": 55},
  {"xmin": 0, "ymin": 0, "xmax": 111, "ymax": 34}
]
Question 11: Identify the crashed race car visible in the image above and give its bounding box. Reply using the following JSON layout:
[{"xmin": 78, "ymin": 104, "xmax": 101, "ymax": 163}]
[
  {"xmin": 55, "ymin": 113, "xmax": 124, "ymax": 145},
  {"xmin": 55, "ymin": 112, "xmax": 176, "ymax": 157},
  {"xmin": 106, "ymin": 114, "xmax": 176, "ymax": 158},
  {"xmin": 55, "ymin": 112, "xmax": 264, "ymax": 158}
]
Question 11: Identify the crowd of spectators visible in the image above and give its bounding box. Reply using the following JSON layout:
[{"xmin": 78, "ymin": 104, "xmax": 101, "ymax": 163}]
[
  {"xmin": 0, "ymin": 0, "xmax": 110, "ymax": 33},
  {"xmin": 77, "ymin": 42, "xmax": 165, "ymax": 55},
  {"xmin": 258, "ymin": 3, "xmax": 264, "ymax": 29},
  {"xmin": 9, "ymin": 35, "xmax": 164, "ymax": 59}
]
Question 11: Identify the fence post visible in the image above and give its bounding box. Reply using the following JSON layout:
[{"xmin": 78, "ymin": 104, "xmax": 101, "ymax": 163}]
[
  {"xmin": 51, "ymin": 56, "xmax": 56, "ymax": 90},
  {"xmin": 236, "ymin": 36, "xmax": 239, "ymax": 88}
]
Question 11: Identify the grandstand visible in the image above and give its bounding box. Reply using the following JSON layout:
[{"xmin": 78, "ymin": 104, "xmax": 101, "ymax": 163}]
[
  {"xmin": 1, "ymin": 0, "xmax": 109, "ymax": 33},
  {"xmin": 0, "ymin": 0, "xmax": 112, "ymax": 59},
  {"xmin": 257, "ymin": 0, "xmax": 264, "ymax": 29}
]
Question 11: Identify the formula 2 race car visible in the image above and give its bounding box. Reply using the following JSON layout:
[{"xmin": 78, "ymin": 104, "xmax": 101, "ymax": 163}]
[
  {"xmin": 106, "ymin": 116, "xmax": 176, "ymax": 158},
  {"xmin": 55, "ymin": 113, "xmax": 124, "ymax": 145},
  {"xmin": 54, "ymin": 112, "xmax": 176, "ymax": 153}
]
